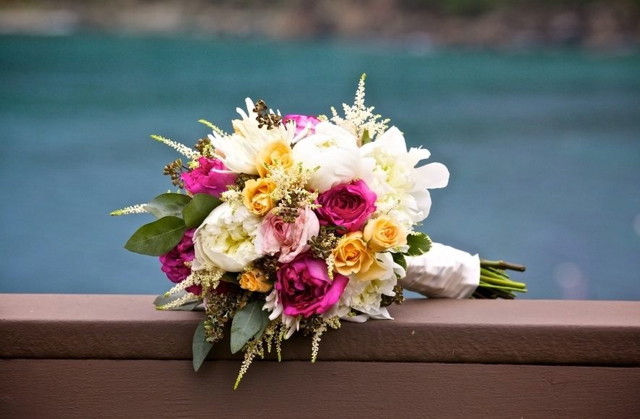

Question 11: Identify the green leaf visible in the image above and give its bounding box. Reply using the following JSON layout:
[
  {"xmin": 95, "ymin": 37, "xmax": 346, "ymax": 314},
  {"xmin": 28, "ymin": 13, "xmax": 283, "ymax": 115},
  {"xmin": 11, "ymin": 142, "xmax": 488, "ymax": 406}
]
[
  {"xmin": 192, "ymin": 321, "xmax": 214, "ymax": 372},
  {"xmin": 182, "ymin": 194, "xmax": 223, "ymax": 229},
  {"xmin": 221, "ymin": 272, "xmax": 239, "ymax": 284},
  {"xmin": 153, "ymin": 291, "xmax": 201, "ymax": 311},
  {"xmin": 361, "ymin": 129, "xmax": 371, "ymax": 145},
  {"xmin": 392, "ymin": 252, "xmax": 407, "ymax": 273},
  {"xmin": 253, "ymin": 310, "xmax": 271, "ymax": 341},
  {"xmin": 230, "ymin": 301, "xmax": 264, "ymax": 354},
  {"xmin": 406, "ymin": 232, "xmax": 432, "ymax": 256},
  {"xmin": 145, "ymin": 193, "xmax": 191, "ymax": 219},
  {"xmin": 124, "ymin": 216, "xmax": 187, "ymax": 256}
]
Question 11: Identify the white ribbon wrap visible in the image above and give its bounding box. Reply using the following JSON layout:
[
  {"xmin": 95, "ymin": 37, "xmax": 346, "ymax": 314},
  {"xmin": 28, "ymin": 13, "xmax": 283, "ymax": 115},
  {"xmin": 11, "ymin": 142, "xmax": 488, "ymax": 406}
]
[{"xmin": 401, "ymin": 243, "xmax": 480, "ymax": 299}]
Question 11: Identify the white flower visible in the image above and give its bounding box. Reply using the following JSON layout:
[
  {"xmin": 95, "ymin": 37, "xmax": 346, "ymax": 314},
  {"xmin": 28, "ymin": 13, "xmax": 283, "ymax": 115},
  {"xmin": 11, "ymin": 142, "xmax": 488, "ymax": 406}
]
[
  {"xmin": 326, "ymin": 252, "xmax": 404, "ymax": 322},
  {"xmin": 263, "ymin": 289, "xmax": 300, "ymax": 339},
  {"xmin": 192, "ymin": 202, "xmax": 262, "ymax": 272},
  {"xmin": 292, "ymin": 122, "xmax": 374, "ymax": 193},
  {"xmin": 208, "ymin": 98, "xmax": 295, "ymax": 175},
  {"xmin": 360, "ymin": 126, "xmax": 449, "ymax": 228}
]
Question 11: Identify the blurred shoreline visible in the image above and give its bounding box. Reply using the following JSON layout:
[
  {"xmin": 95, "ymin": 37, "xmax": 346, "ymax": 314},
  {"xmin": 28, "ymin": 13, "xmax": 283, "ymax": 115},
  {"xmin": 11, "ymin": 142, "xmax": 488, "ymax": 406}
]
[{"xmin": 1, "ymin": 0, "xmax": 639, "ymax": 50}]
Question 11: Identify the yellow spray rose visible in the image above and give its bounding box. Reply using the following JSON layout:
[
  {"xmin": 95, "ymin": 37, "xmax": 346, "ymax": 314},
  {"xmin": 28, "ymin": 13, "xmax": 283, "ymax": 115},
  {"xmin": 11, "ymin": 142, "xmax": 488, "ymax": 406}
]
[
  {"xmin": 239, "ymin": 268, "xmax": 272, "ymax": 293},
  {"xmin": 363, "ymin": 216, "xmax": 407, "ymax": 252},
  {"xmin": 332, "ymin": 231, "xmax": 377, "ymax": 278},
  {"xmin": 242, "ymin": 178, "xmax": 276, "ymax": 215},
  {"xmin": 256, "ymin": 140, "xmax": 293, "ymax": 177}
]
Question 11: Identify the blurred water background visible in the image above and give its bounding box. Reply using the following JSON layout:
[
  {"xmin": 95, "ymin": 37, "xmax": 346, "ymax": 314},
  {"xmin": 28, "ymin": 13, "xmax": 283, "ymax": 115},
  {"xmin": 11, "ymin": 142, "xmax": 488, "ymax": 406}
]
[{"xmin": 1, "ymin": 1, "xmax": 639, "ymax": 300}]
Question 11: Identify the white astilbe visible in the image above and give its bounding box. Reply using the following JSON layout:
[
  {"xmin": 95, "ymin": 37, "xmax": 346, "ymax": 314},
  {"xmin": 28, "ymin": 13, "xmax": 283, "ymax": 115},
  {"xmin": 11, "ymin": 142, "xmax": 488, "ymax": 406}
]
[
  {"xmin": 198, "ymin": 119, "xmax": 228, "ymax": 137},
  {"xmin": 151, "ymin": 135, "xmax": 199, "ymax": 159},
  {"xmin": 331, "ymin": 73, "xmax": 390, "ymax": 141},
  {"xmin": 110, "ymin": 204, "xmax": 148, "ymax": 216}
]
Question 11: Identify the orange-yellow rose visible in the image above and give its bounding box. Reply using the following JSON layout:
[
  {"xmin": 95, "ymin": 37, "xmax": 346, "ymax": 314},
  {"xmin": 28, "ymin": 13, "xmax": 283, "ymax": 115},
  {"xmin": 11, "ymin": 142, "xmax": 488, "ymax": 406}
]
[
  {"xmin": 239, "ymin": 268, "xmax": 272, "ymax": 293},
  {"xmin": 332, "ymin": 232, "xmax": 376, "ymax": 278},
  {"xmin": 242, "ymin": 178, "xmax": 276, "ymax": 215},
  {"xmin": 256, "ymin": 140, "xmax": 293, "ymax": 177},
  {"xmin": 363, "ymin": 216, "xmax": 407, "ymax": 252}
]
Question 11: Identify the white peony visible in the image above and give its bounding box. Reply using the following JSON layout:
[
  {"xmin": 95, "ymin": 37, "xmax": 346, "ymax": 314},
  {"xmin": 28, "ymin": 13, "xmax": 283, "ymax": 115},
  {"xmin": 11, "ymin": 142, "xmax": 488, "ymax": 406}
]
[
  {"xmin": 359, "ymin": 126, "xmax": 449, "ymax": 228},
  {"xmin": 292, "ymin": 122, "xmax": 374, "ymax": 193},
  {"xmin": 192, "ymin": 202, "xmax": 262, "ymax": 272},
  {"xmin": 208, "ymin": 98, "xmax": 295, "ymax": 175}
]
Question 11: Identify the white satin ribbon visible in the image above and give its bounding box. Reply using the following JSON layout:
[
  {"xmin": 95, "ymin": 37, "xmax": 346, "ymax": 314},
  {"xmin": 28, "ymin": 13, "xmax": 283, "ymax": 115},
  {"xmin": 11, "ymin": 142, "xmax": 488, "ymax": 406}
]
[{"xmin": 401, "ymin": 243, "xmax": 480, "ymax": 299}]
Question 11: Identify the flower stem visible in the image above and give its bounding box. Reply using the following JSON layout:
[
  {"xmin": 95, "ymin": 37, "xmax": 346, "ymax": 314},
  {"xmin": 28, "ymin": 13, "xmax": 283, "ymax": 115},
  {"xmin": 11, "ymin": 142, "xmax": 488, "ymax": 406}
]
[{"xmin": 480, "ymin": 259, "xmax": 526, "ymax": 272}]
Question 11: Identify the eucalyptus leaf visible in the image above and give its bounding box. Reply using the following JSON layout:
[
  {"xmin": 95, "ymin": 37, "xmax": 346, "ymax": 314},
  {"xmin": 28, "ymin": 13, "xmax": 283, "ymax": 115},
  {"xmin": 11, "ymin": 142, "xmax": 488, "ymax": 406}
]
[
  {"xmin": 253, "ymin": 310, "xmax": 271, "ymax": 340},
  {"xmin": 182, "ymin": 194, "xmax": 223, "ymax": 229},
  {"xmin": 153, "ymin": 289, "xmax": 192, "ymax": 307},
  {"xmin": 230, "ymin": 301, "xmax": 264, "ymax": 354},
  {"xmin": 192, "ymin": 321, "xmax": 214, "ymax": 372},
  {"xmin": 124, "ymin": 216, "xmax": 187, "ymax": 256},
  {"xmin": 145, "ymin": 193, "xmax": 191, "ymax": 219},
  {"xmin": 406, "ymin": 232, "xmax": 432, "ymax": 256}
]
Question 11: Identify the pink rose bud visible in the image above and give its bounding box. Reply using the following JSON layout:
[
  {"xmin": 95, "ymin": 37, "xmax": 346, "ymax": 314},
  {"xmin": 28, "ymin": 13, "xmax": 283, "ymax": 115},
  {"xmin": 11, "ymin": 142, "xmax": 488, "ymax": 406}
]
[{"xmin": 282, "ymin": 114, "xmax": 320, "ymax": 136}]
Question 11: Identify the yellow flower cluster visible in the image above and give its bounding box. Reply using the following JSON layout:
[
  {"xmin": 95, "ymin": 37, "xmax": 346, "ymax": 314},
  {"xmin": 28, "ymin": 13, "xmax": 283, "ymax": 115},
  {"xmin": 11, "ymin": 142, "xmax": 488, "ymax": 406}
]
[{"xmin": 332, "ymin": 215, "xmax": 407, "ymax": 281}]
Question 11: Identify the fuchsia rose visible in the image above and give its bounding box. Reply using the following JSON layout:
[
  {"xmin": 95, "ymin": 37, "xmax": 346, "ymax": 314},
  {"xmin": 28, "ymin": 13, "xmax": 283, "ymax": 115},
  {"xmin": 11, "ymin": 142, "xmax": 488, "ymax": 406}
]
[
  {"xmin": 282, "ymin": 114, "xmax": 320, "ymax": 136},
  {"xmin": 276, "ymin": 254, "xmax": 349, "ymax": 318},
  {"xmin": 181, "ymin": 157, "xmax": 237, "ymax": 198},
  {"xmin": 255, "ymin": 207, "xmax": 320, "ymax": 263},
  {"xmin": 315, "ymin": 179, "xmax": 377, "ymax": 233},
  {"xmin": 159, "ymin": 229, "xmax": 201, "ymax": 295}
]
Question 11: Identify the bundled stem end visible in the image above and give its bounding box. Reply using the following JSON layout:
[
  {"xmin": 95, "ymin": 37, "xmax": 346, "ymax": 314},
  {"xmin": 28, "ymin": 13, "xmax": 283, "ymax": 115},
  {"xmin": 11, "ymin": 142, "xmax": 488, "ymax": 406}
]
[{"xmin": 474, "ymin": 259, "xmax": 527, "ymax": 299}]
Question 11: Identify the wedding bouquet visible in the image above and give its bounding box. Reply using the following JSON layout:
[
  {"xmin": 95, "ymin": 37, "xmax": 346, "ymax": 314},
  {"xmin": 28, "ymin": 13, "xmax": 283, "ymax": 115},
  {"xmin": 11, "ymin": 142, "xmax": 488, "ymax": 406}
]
[{"xmin": 112, "ymin": 75, "xmax": 526, "ymax": 388}]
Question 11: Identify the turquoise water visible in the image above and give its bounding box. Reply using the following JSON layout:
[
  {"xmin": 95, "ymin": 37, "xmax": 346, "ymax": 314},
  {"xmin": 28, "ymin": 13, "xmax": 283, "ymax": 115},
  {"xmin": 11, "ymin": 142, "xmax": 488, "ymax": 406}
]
[{"xmin": 1, "ymin": 34, "xmax": 639, "ymax": 299}]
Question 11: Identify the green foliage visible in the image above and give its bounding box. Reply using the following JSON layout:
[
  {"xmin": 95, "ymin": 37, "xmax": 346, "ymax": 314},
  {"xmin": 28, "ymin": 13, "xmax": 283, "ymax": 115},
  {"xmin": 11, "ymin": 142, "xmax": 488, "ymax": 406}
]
[
  {"xmin": 124, "ymin": 216, "xmax": 186, "ymax": 256},
  {"xmin": 145, "ymin": 193, "xmax": 191, "ymax": 219},
  {"xmin": 153, "ymin": 290, "xmax": 201, "ymax": 311},
  {"xmin": 230, "ymin": 301, "xmax": 268, "ymax": 354},
  {"xmin": 392, "ymin": 252, "xmax": 407, "ymax": 273},
  {"xmin": 192, "ymin": 321, "xmax": 214, "ymax": 372},
  {"xmin": 361, "ymin": 129, "xmax": 371, "ymax": 145},
  {"xmin": 406, "ymin": 232, "xmax": 432, "ymax": 256},
  {"xmin": 182, "ymin": 194, "xmax": 222, "ymax": 228}
]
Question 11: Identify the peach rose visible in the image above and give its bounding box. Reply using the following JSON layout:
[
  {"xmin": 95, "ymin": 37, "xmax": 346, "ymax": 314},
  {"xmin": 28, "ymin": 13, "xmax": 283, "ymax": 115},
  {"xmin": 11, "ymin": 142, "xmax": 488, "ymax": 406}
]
[
  {"xmin": 256, "ymin": 140, "xmax": 293, "ymax": 177},
  {"xmin": 239, "ymin": 268, "xmax": 272, "ymax": 293},
  {"xmin": 242, "ymin": 178, "xmax": 276, "ymax": 215},
  {"xmin": 332, "ymin": 232, "xmax": 376, "ymax": 278},
  {"xmin": 363, "ymin": 216, "xmax": 407, "ymax": 252}
]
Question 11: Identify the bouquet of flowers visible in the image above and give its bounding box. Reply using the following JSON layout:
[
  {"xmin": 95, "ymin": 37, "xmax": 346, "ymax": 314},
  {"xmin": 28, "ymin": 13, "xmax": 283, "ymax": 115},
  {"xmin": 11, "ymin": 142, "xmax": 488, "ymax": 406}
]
[{"xmin": 112, "ymin": 75, "xmax": 526, "ymax": 388}]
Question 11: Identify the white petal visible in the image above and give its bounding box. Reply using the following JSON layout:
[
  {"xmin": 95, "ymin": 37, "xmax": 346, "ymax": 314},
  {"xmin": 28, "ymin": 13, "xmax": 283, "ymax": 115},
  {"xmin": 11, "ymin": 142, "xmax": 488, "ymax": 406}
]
[{"xmin": 414, "ymin": 162, "xmax": 449, "ymax": 190}]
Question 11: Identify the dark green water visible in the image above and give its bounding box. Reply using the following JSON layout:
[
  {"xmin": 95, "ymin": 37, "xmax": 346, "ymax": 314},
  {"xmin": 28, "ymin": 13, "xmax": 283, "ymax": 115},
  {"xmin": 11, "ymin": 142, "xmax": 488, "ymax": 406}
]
[{"xmin": 1, "ymin": 34, "xmax": 639, "ymax": 299}]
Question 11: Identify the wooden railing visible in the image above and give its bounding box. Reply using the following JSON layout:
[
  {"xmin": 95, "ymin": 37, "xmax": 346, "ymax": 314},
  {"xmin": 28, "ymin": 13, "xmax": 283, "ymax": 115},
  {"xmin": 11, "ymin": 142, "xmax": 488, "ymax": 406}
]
[{"xmin": 1, "ymin": 294, "xmax": 639, "ymax": 418}]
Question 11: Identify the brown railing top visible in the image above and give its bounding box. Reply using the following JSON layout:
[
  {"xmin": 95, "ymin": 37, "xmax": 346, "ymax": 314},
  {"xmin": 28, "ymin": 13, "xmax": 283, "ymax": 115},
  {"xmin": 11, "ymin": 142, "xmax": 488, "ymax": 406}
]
[{"xmin": 2, "ymin": 294, "xmax": 639, "ymax": 366}]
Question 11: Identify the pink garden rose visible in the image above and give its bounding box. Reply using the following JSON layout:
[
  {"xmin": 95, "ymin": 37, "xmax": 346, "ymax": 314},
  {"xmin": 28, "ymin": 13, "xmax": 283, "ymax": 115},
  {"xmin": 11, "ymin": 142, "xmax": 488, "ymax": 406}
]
[
  {"xmin": 276, "ymin": 254, "xmax": 349, "ymax": 317},
  {"xmin": 181, "ymin": 157, "xmax": 236, "ymax": 198},
  {"xmin": 282, "ymin": 114, "xmax": 320, "ymax": 136},
  {"xmin": 255, "ymin": 207, "xmax": 319, "ymax": 263},
  {"xmin": 315, "ymin": 179, "xmax": 377, "ymax": 233},
  {"xmin": 159, "ymin": 229, "xmax": 201, "ymax": 295}
]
